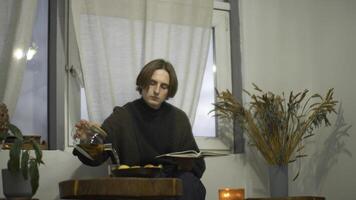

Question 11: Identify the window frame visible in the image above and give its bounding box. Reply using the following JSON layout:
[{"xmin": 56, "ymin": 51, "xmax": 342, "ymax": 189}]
[
  {"xmin": 195, "ymin": 2, "xmax": 233, "ymax": 151},
  {"xmin": 48, "ymin": 0, "xmax": 68, "ymax": 150}
]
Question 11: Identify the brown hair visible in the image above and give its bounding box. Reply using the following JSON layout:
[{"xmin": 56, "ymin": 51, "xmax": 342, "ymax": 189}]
[{"xmin": 136, "ymin": 59, "xmax": 178, "ymax": 98}]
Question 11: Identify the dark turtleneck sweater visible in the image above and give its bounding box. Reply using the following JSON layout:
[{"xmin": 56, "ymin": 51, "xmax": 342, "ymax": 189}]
[{"xmin": 76, "ymin": 98, "xmax": 205, "ymax": 178}]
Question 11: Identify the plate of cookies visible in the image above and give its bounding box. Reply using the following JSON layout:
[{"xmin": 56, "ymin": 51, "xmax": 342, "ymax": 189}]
[{"xmin": 110, "ymin": 164, "xmax": 163, "ymax": 177}]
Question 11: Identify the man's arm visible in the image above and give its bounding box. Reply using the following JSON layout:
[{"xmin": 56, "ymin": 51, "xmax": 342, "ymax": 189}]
[{"xmin": 174, "ymin": 110, "xmax": 206, "ymax": 178}]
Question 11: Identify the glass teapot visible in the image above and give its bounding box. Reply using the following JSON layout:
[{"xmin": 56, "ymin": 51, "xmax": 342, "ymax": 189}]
[{"xmin": 72, "ymin": 120, "xmax": 119, "ymax": 164}]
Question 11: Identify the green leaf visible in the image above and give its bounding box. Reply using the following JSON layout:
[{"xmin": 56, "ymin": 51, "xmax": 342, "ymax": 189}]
[
  {"xmin": 0, "ymin": 131, "xmax": 10, "ymax": 141},
  {"xmin": 29, "ymin": 159, "xmax": 39, "ymax": 195},
  {"xmin": 8, "ymin": 138, "xmax": 22, "ymax": 172},
  {"xmin": 21, "ymin": 150, "xmax": 30, "ymax": 179},
  {"xmin": 31, "ymin": 139, "xmax": 43, "ymax": 163},
  {"xmin": 8, "ymin": 124, "xmax": 23, "ymax": 139}
]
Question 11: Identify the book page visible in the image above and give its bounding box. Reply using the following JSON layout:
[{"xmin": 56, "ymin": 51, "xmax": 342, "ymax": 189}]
[{"xmin": 156, "ymin": 150, "xmax": 228, "ymax": 159}]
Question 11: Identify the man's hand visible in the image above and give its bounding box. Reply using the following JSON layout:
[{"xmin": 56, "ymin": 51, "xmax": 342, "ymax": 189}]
[
  {"xmin": 73, "ymin": 120, "xmax": 90, "ymax": 142},
  {"xmin": 73, "ymin": 120, "xmax": 103, "ymax": 143}
]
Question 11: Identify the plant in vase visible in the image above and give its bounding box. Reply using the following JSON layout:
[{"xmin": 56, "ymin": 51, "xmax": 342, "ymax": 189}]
[
  {"xmin": 0, "ymin": 103, "xmax": 44, "ymax": 198},
  {"xmin": 213, "ymin": 84, "xmax": 338, "ymax": 197}
]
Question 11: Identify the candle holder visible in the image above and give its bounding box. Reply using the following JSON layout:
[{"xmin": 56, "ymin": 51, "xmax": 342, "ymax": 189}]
[{"xmin": 219, "ymin": 188, "xmax": 244, "ymax": 200}]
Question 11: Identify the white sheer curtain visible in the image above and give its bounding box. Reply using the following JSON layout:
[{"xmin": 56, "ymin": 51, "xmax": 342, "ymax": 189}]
[
  {"xmin": 71, "ymin": 0, "xmax": 213, "ymax": 123},
  {"xmin": 0, "ymin": 0, "xmax": 38, "ymax": 115}
]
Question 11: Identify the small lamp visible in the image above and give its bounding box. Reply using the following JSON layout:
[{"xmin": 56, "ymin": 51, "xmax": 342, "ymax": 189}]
[{"xmin": 219, "ymin": 188, "xmax": 244, "ymax": 200}]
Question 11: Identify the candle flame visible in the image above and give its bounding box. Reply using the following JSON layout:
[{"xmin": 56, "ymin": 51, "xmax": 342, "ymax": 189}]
[{"xmin": 223, "ymin": 192, "xmax": 230, "ymax": 198}]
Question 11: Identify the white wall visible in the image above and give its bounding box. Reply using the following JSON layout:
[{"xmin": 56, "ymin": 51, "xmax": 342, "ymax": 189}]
[{"xmin": 238, "ymin": 0, "xmax": 356, "ymax": 199}]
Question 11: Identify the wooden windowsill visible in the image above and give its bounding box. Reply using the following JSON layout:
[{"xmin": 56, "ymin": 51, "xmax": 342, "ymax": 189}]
[{"xmin": 1, "ymin": 143, "xmax": 48, "ymax": 150}]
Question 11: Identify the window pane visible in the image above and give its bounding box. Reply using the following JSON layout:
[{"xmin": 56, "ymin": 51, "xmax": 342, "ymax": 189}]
[
  {"xmin": 192, "ymin": 35, "xmax": 216, "ymax": 137},
  {"xmin": 12, "ymin": 0, "xmax": 48, "ymax": 142}
]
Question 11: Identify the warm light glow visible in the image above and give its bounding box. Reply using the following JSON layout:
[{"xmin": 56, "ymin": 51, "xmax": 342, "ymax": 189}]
[
  {"xmin": 219, "ymin": 188, "xmax": 244, "ymax": 200},
  {"xmin": 213, "ymin": 64, "xmax": 217, "ymax": 73},
  {"xmin": 223, "ymin": 192, "xmax": 231, "ymax": 198},
  {"xmin": 13, "ymin": 49, "xmax": 24, "ymax": 60}
]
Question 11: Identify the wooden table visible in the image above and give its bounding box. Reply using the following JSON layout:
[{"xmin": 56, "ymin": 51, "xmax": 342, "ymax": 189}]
[
  {"xmin": 59, "ymin": 177, "xmax": 182, "ymax": 199},
  {"xmin": 246, "ymin": 197, "xmax": 325, "ymax": 200}
]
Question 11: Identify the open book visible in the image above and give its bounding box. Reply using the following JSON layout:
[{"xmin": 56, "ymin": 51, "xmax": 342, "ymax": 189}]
[{"xmin": 155, "ymin": 150, "xmax": 228, "ymax": 159}]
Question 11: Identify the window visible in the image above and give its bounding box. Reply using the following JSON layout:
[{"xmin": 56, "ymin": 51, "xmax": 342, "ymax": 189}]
[
  {"xmin": 193, "ymin": 7, "xmax": 232, "ymax": 140},
  {"xmin": 11, "ymin": 0, "xmax": 48, "ymax": 144},
  {"xmin": 2, "ymin": 0, "xmax": 67, "ymax": 150},
  {"xmin": 194, "ymin": 7, "xmax": 233, "ymax": 151},
  {"xmin": 192, "ymin": 35, "xmax": 216, "ymax": 137},
  {"xmin": 67, "ymin": 2, "xmax": 232, "ymax": 150}
]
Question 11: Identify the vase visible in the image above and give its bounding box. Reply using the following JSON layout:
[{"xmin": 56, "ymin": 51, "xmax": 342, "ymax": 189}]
[
  {"xmin": 2, "ymin": 169, "xmax": 33, "ymax": 198},
  {"xmin": 268, "ymin": 165, "xmax": 288, "ymax": 197}
]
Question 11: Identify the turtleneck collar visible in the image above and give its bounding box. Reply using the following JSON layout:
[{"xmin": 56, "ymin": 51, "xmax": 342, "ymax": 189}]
[{"xmin": 137, "ymin": 98, "xmax": 167, "ymax": 113}]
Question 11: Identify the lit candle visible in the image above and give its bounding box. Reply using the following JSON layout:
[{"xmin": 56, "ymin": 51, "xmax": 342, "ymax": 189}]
[{"xmin": 219, "ymin": 188, "xmax": 244, "ymax": 200}]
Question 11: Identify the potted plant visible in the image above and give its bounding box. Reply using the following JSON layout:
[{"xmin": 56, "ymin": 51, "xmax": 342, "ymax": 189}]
[
  {"xmin": 213, "ymin": 84, "xmax": 337, "ymax": 197},
  {"xmin": 0, "ymin": 103, "xmax": 44, "ymax": 198}
]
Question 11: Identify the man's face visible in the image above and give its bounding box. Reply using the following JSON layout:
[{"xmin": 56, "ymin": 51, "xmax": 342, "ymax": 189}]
[{"xmin": 142, "ymin": 69, "xmax": 170, "ymax": 109}]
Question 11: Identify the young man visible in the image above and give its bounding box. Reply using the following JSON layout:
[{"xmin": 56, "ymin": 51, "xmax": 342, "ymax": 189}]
[{"xmin": 74, "ymin": 59, "xmax": 206, "ymax": 200}]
